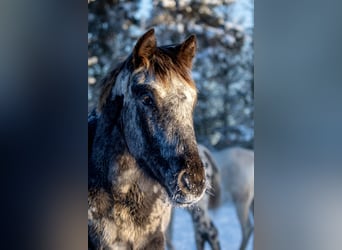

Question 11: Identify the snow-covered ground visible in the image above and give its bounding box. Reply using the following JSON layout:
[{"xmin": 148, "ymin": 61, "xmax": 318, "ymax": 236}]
[{"xmin": 171, "ymin": 201, "xmax": 254, "ymax": 250}]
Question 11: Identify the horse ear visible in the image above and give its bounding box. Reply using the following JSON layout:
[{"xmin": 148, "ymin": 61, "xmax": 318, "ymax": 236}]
[
  {"xmin": 133, "ymin": 29, "xmax": 157, "ymax": 67},
  {"xmin": 178, "ymin": 35, "xmax": 197, "ymax": 69}
]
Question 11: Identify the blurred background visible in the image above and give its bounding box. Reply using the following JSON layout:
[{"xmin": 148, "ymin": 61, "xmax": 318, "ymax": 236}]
[{"xmin": 88, "ymin": 0, "xmax": 254, "ymax": 150}]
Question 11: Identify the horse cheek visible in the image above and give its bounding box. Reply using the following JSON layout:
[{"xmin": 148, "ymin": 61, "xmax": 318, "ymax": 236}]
[{"xmin": 123, "ymin": 105, "xmax": 145, "ymax": 157}]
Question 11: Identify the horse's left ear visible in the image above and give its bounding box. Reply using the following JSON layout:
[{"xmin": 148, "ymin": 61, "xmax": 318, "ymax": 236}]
[
  {"xmin": 133, "ymin": 29, "xmax": 157, "ymax": 68},
  {"xmin": 178, "ymin": 35, "xmax": 197, "ymax": 69}
]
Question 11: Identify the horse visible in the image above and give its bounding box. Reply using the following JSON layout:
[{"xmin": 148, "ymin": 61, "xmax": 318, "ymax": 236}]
[
  {"xmin": 212, "ymin": 147, "xmax": 254, "ymax": 250},
  {"xmin": 88, "ymin": 29, "xmax": 207, "ymax": 250},
  {"xmin": 166, "ymin": 144, "xmax": 221, "ymax": 250}
]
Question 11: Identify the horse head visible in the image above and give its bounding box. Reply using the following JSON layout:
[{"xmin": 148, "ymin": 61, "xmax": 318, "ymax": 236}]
[{"xmin": 99, "ymin": 29, "xmax": 206, "ymax": 206}]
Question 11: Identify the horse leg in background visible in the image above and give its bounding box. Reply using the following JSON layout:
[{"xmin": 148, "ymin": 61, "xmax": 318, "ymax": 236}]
[
  {"xmin": 166, "ymin": 209, "xmax": 175, "ymax": 250},
  {"xmin": 191, "ymin": 144, "xmax": 221, "ymax": 250},
  {"xmin": 235, "ymin": 200, "xmax": 253, "ymax": 250},
  {"xmin": 251, "ymin": 199, "xmax": 254, "ymax": 217},
  {"xmin": 190, "ymin": 204, "xmax": 221, "ymax": 250}
]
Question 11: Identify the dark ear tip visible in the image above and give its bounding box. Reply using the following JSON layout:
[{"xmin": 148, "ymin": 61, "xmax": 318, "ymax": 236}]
[
  {"xmin": 143, "ymin": 28, "xmax": 155, "ymax": 38},
  {"xmin": 146, "ymin": 28, "xmax": 155, "ymax": 35},
  {"xmin": 188, "ymin": 34, "xmax": 196, "ymax": 40},
  {"xmin": 186, "ymin": 35, "xmax": 197, "ymax": 44},
  {"xmin": 136, "ymin": 29, "xmax": 156, "ymax": 46}
]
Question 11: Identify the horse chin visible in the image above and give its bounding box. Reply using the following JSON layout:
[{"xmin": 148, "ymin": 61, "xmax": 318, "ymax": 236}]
[
  {"xmin": 169, "ymin": 190, "xmax": 205, "ymax": 208},
  {"xmin": 171, "ymin": 200, "xmax": 198, "ymax": 208}
]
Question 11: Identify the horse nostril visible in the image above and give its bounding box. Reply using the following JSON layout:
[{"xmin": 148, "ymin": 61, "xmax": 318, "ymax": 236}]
[{"xmin": 178, "ymin": 171, "xmax": 192, "ymax": 193}]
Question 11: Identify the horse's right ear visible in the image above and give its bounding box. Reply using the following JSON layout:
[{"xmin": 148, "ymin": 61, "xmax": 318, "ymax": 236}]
[{"xmin": 133, "ymin": 29, "xmax": 157, "ymax": 68}]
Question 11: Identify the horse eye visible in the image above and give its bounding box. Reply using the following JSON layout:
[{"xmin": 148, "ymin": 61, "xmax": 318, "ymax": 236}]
[{"xmin": 141, "ymin": 94, "xmax": 154, "ymax": 106}]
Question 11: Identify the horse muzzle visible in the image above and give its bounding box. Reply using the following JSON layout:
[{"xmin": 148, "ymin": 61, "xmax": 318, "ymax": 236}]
[{"xmin": 172, "ymin": 169, "xmax": 206, "ymax": 206}]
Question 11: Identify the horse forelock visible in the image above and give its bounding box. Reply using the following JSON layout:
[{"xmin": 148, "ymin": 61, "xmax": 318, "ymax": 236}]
[
  {"xmin": 148, "ymin": 46, "xmax": 195, "ymax": 89},
  {"xmin": 131, "ymin": 47, "xmax": 196, "ymax": 93},
  {"xmin": 97, "ymin": 44, "xmax": 196, "ymax": 112}
]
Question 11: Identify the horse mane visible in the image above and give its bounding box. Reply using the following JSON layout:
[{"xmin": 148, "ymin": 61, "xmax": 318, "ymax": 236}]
[
  {"xmin": 97, "ymin": 44, "xmax": 196, "ymax": 112},
  {"xmin": 97, "ymin": 59, "xmax": 130, "ymax": 112}
]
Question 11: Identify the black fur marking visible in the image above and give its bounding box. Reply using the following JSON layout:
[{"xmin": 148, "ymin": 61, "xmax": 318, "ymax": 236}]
[{"xmin": 89, "ymin": 95, "xmax": 123, "ymax": 190}]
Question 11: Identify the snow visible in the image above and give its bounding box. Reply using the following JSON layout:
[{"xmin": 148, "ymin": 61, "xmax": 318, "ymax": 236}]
[
  {"xmin": 171, "ymin": 201, "xmax": 254, "ymax": 250},
  {"xmin": 228, "ymin": 0, "xmax": 254, "ymax": 30},
  {"xmin": 134, "ymin": 0, "xmax": 153, "ymax": 23}
]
